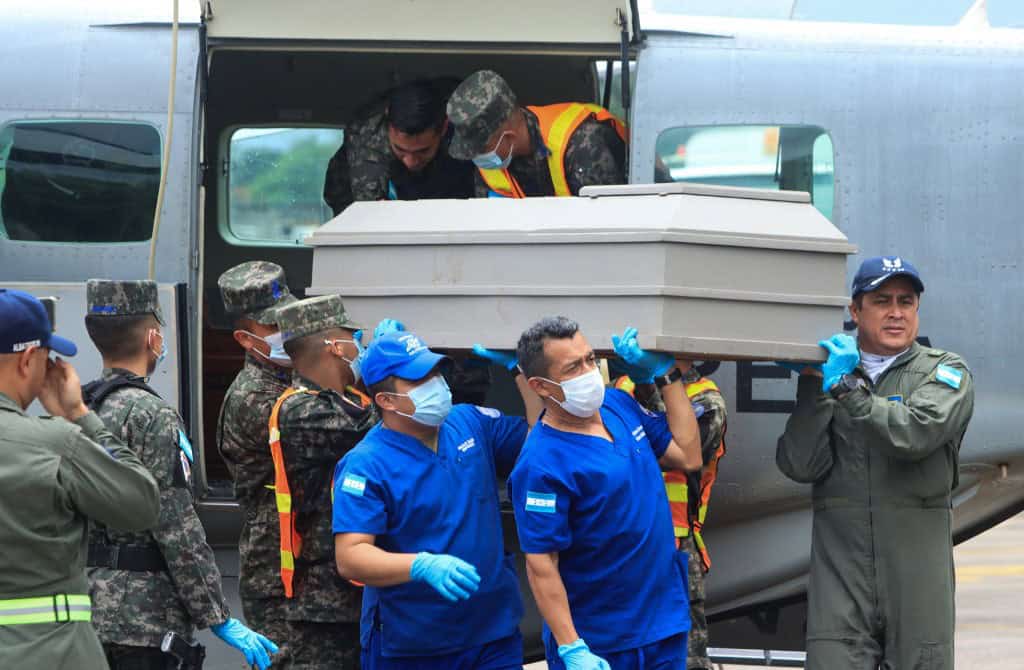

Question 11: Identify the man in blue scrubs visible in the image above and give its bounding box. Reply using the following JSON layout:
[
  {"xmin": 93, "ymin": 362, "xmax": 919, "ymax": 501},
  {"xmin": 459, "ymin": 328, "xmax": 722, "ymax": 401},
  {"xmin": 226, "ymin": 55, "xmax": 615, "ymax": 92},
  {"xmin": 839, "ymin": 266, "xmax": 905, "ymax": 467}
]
[
  {"xmin": 510, "ymin": 317, "xmax": 704, "ymax": 670},
  {"xmin": 332, "ymin": 331, "xmax": 542, "ymax": 669}
]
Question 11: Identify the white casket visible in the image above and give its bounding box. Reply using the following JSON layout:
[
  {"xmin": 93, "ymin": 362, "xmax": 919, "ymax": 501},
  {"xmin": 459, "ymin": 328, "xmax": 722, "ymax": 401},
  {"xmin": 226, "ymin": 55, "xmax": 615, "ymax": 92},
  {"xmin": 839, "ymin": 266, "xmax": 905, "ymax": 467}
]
[{"xmin": 307, "ymin": 183, "xmax": 856, "ymax": 362}]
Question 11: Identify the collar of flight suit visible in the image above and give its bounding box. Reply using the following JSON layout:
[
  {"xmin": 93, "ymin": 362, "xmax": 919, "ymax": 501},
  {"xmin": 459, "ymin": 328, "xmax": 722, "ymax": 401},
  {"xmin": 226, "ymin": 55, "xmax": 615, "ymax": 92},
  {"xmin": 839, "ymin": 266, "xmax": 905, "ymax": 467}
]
[
  {"xmin": 0, "ymin": 391, "xmax": 25, "ymax": 415},
  {"xmin": 855, "ymin": 340, "xmax": 922, "ymax": 385}
]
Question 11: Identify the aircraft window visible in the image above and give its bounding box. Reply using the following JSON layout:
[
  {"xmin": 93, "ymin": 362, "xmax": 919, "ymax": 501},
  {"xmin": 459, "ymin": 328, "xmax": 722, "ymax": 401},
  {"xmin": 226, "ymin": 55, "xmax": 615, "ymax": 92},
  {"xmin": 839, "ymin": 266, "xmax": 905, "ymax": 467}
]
[
  {"xmin": 0, "ymin": 121, "xmax": 160, "ymax": 242},
  {"xmin": 226, "ymin": 127, "xmax": 344, "ymax": 245},
  {"xmin": 655, "ymin": 124, "xmax": 835, "ymax": 221}
]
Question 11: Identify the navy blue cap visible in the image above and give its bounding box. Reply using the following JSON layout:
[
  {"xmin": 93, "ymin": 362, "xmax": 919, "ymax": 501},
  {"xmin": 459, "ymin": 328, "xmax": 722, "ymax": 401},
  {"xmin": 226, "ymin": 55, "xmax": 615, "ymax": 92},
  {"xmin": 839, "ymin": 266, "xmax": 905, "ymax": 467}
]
[
  {"xmin": 851, "ymin": 256, "xmax": 925, "ymax": 298},
  {"xmin": 361, "ymin": 331, "xmax": 449, "ymax": 386},
  {"xmin": 0, "ymin": 289, "xmax": 77, "ymax": 356}
]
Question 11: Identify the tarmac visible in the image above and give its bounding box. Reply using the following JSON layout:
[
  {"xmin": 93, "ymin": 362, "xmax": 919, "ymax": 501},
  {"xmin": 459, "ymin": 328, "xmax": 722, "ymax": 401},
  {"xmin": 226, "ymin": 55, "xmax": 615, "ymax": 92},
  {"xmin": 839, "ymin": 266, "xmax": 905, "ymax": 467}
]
[
  {"xmin": 525, "ymin": 513, "xmax": 1024, "ymax": 669},
  {"xmin": 201, "ymin": 514, "xmax": 1024, "ymax": 669}
]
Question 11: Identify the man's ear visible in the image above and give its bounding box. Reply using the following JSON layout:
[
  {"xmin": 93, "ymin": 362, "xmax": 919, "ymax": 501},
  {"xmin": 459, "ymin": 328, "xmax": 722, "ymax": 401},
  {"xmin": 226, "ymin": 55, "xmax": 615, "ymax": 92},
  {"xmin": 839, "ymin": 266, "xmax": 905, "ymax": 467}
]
[
  {"xmin": 232, "ymin": 330, "xmax": 255, "ymax": 352},
  {"xmin": 17, "ymin": 347, "xmax": 38, "ymax": 380},
  {"xmin": 374, "ymin": 391, "xmax": 394, "ymax": 411},
  {"xmin": 848, "ymin": 300, "xmax": 860, "ymax": 328},
  {"xmin": 527, "ymin": 376, "xmax": 552, "ymax": 399}
]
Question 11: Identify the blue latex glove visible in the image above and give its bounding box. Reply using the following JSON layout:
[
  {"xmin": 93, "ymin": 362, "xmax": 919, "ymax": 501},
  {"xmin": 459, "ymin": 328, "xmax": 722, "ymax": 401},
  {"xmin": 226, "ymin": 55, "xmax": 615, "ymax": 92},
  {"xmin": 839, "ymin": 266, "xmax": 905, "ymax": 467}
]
[
  {"xmin": 471, "ymin": 344, "xmax": 518, "ymax": 372},
  {"xmin": 211, "ymin": 618, "xmax": 278, "ymax": 670},
  {"xmin": 558, "ymin": 639, "xmax": 611, "ymax": 670},
  {"xmin": 610, "ymin": 327, "xmax": 675, "ymax": 384},
  {"xmin": 775, "ymin": 361, "xmax": 824, "ymax": 375},
  {"xmin": 352, "ymin": 330, "xmax": 366, "ymax": 355},
  {"xmin": 819, "ymin": 333, "xmax": 860, "ymax": 392},
  {"xmin": 410, "ymin": 552, "xmax": 481, "ymax": 602},
  {"xmin": 373, "ymin": 318, "xmax": 406, "ymax": 341}
]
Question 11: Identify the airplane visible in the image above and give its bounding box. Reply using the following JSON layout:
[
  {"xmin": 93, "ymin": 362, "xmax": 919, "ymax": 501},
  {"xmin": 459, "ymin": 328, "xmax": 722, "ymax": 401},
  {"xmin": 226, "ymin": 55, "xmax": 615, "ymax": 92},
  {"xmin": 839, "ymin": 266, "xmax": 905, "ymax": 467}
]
[{"xmin": 0, "ymin": 0, "xmax": 1021, "ymax": 666}]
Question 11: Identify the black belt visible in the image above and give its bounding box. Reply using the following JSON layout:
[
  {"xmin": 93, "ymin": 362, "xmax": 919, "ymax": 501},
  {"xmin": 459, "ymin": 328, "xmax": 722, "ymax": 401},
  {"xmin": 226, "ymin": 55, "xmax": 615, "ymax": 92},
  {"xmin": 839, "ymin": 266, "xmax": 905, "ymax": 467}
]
[{"xmin": 87, "ymin": 543, "xmax": 168, "ymax": 573}]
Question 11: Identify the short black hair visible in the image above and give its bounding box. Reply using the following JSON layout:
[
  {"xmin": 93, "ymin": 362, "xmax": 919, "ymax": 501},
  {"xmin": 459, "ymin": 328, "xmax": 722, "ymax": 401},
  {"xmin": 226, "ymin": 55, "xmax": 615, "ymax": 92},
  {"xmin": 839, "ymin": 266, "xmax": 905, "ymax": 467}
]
[
  {"xmin": 85, "ymin": 314, "xmax": 154, "ymax": 360},
  {"xmin": 283, "ymin": 332, "xmax": 324, "ymax": 367},
  {"xmin": 386, "ymin": 80, "xmax": 446, "ymax": 136},
  {"xmin": 516, "ymin": 316, "xmax": 580, "ymax": 379}
]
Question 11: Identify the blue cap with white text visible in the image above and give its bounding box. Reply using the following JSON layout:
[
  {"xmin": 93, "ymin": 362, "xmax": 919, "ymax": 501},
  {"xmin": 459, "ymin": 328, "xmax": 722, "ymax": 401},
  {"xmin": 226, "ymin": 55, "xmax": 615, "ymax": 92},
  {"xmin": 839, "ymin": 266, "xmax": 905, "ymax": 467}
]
[
  {"xmin": 851, "ymin": 256, "xmax": 925, "ymax": 298},
  {"xmin": 361, "ymin": 331, "xmax": 449, "ymax": 386},
  {"xmin": 0, "ymin": 289, "xmax": 77, "ymax": 356}
]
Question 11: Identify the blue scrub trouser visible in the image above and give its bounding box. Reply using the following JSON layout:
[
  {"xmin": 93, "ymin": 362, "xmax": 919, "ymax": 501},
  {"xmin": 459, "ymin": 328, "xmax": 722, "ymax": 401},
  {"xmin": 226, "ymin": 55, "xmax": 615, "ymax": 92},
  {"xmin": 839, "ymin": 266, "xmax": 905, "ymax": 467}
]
[
  {"xmin": 545, "ymin": 633, "xmax": 686, "ymax": 670},
  {"xmin": 362, "ymin": 628, "xmax": 523, "ymax": 670}
]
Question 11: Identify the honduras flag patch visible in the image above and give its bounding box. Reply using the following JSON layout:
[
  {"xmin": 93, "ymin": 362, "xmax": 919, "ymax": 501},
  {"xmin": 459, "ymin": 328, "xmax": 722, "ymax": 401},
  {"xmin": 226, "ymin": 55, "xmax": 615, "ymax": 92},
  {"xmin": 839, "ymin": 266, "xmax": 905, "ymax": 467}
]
[
  {"xmin": 935, "ymin": 365, "xmax": 963, "ymax": 390},
  {"xmin": 341, "ymin": 474, "xmax": 367, "ymax": 497},
  {"xmin": 525, "ymin": 491, "xmax": 557, "ymax": 514}
]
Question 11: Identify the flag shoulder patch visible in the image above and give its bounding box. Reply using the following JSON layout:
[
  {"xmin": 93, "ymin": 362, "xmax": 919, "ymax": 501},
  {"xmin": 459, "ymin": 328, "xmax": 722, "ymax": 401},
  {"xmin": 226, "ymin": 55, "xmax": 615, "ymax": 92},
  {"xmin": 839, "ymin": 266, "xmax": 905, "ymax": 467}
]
[
  {"xmin": 341, "ymin": 474, "xmax": 368, "ymax": 497},
  {"xmin": 935, "ymin": 364, "xmax": 963, "ymax": 390},
  {"xmin": 525, "ymin": 491, "xmax": 557, "ymax": 514}
]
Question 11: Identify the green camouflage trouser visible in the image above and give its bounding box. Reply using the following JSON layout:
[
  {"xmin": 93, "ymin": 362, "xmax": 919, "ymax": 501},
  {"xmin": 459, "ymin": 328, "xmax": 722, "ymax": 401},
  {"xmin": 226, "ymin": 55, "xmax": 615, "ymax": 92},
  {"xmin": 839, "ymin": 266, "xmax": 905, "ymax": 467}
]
[
  {"xmin": 245, "ymin": 599, "xmax": 360, "ymax": 670},
  {"xmin": 680, "ymin": 534, "xmax": 711, "ymax": 670}
]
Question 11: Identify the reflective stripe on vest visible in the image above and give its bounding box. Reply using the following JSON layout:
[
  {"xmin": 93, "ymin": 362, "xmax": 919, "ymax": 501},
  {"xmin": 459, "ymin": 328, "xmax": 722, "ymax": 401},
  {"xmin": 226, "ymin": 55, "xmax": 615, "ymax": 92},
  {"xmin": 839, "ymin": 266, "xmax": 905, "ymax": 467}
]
[
  {"xmin": 478, "ymin": 102, "xmax": 627, "ymax": 198},
  {"xmin": 0, "ymin": 594, "xmax": 91, "ymax": 625},
  {"xmin": 664, "ymin": 377, "xmax": 726, "ymax": 573},
  {"xmin": 268, "ymin": 386, "xmax": 318, "ymax": 598}
]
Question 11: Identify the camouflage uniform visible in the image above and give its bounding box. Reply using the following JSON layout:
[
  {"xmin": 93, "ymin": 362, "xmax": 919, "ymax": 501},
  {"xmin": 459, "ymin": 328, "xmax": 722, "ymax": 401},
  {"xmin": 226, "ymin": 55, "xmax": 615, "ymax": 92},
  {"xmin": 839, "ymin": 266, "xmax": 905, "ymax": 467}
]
[
  {"xmin": 273, "ymin": 295, "xmax": 379, "ymax": 669},
  {"xmin": 82, "ymin": 280, "xmax": 230, "ymax": 666},
  {"xmin": 323, "ymin": 106, "xmax": 475, "ymax": 216},
  {"xmin": 631, "ymin": 366, "xmax": 727, "ymax": 670},
  {"xmin": 215, "ymin": 262, "xmax": 297, "ymax": 646},
  {"xmin": 323, "ymin": 108, "xmax": 391, "ymax": 214},
  {"xmin": 446, "ymin": 70, "xmax": 626, "ymax": 197}
]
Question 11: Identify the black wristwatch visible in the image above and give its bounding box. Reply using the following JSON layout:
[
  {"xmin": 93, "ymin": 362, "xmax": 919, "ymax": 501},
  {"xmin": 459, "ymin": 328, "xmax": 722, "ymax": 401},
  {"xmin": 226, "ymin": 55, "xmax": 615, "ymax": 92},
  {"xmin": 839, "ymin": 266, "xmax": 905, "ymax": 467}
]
[
  {"xmin": 829, "ymin": 373, "xmax": 864, "ymax": 400},
  {"xmin": 654, "ymin": 367, "xmax": 683, "ymax": 389}
]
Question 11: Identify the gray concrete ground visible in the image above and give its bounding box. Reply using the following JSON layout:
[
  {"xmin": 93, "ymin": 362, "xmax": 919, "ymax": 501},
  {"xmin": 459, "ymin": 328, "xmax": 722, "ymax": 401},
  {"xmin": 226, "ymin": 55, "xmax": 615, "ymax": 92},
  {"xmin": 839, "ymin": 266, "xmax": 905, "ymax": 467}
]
[{"xmin": 527, "ymin": 513, "xmax": 1024, "ymax": 669}]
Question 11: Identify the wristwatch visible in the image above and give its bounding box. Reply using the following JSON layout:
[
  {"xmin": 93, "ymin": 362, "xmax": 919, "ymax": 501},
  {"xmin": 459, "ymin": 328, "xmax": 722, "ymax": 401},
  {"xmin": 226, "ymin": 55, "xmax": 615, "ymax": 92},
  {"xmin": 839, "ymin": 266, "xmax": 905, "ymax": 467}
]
[
  {"xmin": 654, "ymin": 367, "xmax": 683, "ymax": 389},
  {"xmin": 829, "ymin": 373, "xmax": 864, "ymax": 400}
]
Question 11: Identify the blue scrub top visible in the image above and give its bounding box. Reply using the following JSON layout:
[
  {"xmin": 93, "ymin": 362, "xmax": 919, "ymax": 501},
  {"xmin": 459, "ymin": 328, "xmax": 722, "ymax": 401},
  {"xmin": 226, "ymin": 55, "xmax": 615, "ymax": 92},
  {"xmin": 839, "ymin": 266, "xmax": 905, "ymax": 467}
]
[
  {"xmin": 333, "ymin": 404, "xmax": 528, "ymax": 658},
  {"xmin": 510, "ymin": 388, "xmax": 690, "ymax": 655}
]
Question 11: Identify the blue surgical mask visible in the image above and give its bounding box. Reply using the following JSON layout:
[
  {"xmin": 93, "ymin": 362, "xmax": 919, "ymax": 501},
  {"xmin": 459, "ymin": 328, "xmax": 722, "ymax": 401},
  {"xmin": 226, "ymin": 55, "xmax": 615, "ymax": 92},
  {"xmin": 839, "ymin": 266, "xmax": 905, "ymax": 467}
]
[
  {"xmin": 473, "ymin": 131, "xmax": 514, "ymax": 170},
  {"xmin": 388, "ymin": 375, "xmax": 453, "ymax": 427},
  {"xmin": 262, "ymin": 331, "xmax": 292, "ymax": 367}
]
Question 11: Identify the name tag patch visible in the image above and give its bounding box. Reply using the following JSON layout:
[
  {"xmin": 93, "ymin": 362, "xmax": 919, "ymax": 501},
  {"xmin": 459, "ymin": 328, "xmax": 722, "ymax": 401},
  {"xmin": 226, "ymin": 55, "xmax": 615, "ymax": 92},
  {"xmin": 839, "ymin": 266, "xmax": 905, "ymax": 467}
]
[
  {"xmin": 341, "ymin": 474, "xmax": 367, "ymax": 497},
  {"xmin": 886, "ymin": 395, "xmax": 903, "ymax": 404},
  {"xmin": 935, "ymin": 365, "xmax": 963, "ymax": 390},
  {"xmin": 525, "ymin": 491, "xmax": 557, "ymax": 514}
]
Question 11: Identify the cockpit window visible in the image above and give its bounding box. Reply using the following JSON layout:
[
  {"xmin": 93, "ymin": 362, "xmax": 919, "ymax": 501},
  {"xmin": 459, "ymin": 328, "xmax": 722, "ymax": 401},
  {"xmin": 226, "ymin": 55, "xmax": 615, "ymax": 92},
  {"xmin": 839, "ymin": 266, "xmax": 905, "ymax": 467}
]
[
  {"xmin": 225, "ymin": 127, "xmax": 344, "ymax": 246},
  {"xmin": 655, "ymin": 124, "xmax": 835, "ymax": 220},
  {"xmin": 0, "ymin": 121, "xmax": 160, "ymax": 242}
]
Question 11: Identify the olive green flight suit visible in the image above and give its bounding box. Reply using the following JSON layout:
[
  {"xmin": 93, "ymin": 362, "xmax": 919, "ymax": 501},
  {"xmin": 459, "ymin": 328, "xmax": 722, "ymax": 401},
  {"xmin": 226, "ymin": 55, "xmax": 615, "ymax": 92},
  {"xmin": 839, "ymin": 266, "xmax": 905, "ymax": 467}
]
[
  {"xmin": 777, "ymin": 343, "xmax": 974, "ymax": 670},
  {"xmin": 0, "ymin": 392, "xmax": 160, "ymax": 670}
]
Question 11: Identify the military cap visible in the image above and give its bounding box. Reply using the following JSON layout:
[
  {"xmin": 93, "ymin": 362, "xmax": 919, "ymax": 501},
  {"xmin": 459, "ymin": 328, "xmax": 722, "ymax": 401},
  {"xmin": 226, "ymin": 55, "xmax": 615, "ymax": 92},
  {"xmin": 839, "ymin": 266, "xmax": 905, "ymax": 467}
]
[
  {"xmin": 275, "ymin": 295, "xmax": 362, "ymax": 344},
  {"xmin": 447, "ymin": 70, "xmax": 518, "ymax": 160},
  {"xmin": 86, "ymin": 279, "xmax": 164, "ymax": 325},
  {"xmin": 217, "ymin": 261, "xmax": 297, "ymax": 324}
]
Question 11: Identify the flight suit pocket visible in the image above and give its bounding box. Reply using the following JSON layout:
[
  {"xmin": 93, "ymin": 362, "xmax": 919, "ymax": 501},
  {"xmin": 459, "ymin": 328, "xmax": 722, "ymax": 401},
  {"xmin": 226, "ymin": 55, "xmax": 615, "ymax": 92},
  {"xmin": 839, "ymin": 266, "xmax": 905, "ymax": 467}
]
[{"xmin": 888, "ymin": 447, "xmax": 954, "ymax": 501}]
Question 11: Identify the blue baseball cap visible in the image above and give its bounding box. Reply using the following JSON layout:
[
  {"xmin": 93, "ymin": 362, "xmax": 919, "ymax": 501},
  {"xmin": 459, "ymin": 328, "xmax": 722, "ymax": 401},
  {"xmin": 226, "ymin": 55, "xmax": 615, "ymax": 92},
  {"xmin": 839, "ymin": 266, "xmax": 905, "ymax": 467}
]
[
  {"xmin": 851, "ymin": 256, "xmax": 925, "ymax": 298},
  {"xmin": 361, "ymin": 331, "xmax": 449, "ymax": 386},
  {"xmin": 0, "ymin": 289, "xmax": 77, "ymax": 356}
]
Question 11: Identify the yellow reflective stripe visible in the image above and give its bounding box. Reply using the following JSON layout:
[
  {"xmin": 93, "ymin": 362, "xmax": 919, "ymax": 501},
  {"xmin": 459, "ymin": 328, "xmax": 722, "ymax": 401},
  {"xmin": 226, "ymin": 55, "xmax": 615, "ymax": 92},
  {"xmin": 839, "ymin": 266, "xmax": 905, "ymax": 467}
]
[
  {"xmin": 545, "ymin": 103, "xmax": 589, "ymax": 196},
  {"xmin": 685, "ymin": 379, "xmax": 718, "ymax": 399},
  {"xmin": 693, "ymin": 530, "xmax": 707, "ymax": 551},
  {"xmin": 698, "ymin": 504, "xmax": 708, "ymax": 524},
  {"xmin": 269, "ymin": 427, "xmax": 280, "ymax": 443},
  {"xmin": 280, "ymin": 550, "xmax": 295, "ymax": 570},
  {"xmin": 664, "ymin": 481, "xmax": 688, "ymax": 503},
  {"xmin": 0, "ymin": 594, "xmax": 91, "ymax": 625},
  {"xmin": 480, "ymin": 168, "xmax": 513, "ymax": 194},
  {"xmin": 264, "ymin": 484, "xmax": 276, "ymax": 490},
  {"xmin": 675, "ymin": 525, "xmax": 690, "ymax": 537},
  {"xmin": 276, "ymin": 492, "xmax": 292, "ymax": 513}
]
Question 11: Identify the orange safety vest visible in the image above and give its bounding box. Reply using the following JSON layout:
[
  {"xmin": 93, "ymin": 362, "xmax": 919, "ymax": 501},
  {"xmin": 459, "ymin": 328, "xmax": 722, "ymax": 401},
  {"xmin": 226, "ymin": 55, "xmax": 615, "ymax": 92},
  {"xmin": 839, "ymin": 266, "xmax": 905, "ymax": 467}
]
[
  {"xmin": 478, "ymin": 102, "xmax": 627, "ymax": 198},
  {"xmin": 614, "ymin": 375, "xmax": 727, "ymax": 573},
  {"xmin": 268, "ymin": 385, "xmax": 372, "ymax": 597}
]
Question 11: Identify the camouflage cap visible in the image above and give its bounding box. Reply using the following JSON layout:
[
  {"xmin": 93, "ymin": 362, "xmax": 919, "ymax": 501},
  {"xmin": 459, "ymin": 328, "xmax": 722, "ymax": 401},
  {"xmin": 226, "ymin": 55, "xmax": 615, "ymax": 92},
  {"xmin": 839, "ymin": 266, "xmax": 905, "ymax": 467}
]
[
  {"xmin": 86, "ymin": 279, "xmax": 165, "ymax": 325},
  {"xmin": 275, "ymin": 294, "xmax": 363, "ymax": 344},
  {"xmin": 217, "ymin": 260, "xmax": 297, "ymax": 325},
  {"xmin": 447, "ymin": 70, "xmax": 517, "ymax": 160}
]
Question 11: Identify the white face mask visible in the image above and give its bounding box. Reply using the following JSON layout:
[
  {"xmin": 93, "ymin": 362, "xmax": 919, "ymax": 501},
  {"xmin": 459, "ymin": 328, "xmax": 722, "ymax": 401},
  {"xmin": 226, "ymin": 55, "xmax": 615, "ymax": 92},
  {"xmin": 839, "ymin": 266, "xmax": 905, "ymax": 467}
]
[
  {"xmin": 242, "ymin": 330, "xmax": 292, "ymax": 367},
  {"xmin": 538, "ymin": 367, "xmax": 605, "ymax": 418}
]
